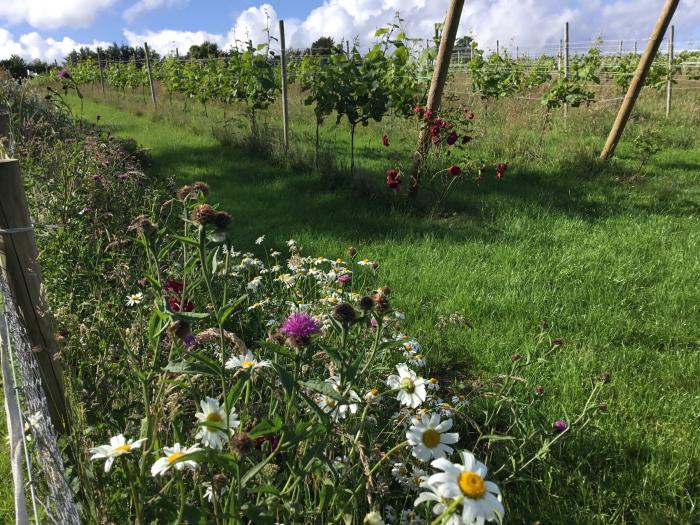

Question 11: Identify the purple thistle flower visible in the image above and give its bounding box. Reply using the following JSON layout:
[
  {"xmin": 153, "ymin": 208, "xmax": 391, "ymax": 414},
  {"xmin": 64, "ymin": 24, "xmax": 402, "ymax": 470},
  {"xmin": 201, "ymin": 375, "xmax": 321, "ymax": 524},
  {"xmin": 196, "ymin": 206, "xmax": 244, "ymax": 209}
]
[
  {"xmin": 57, "ymin": 69, "xmax": 70, "ymax": 79},
  {"xmin": 337, "ymin": 273, "xmax": 351, "ymax": 285},
  {"xmin": 183, "ymin": 333, "xmax": 197, "ymax": 348},
  {"xmin": 553, "ymin": 419, "xmax": 568, "ymax": 433},
  {"xmin": 280, "ymin": 313, "xmax": 319, "ymax": 343}
]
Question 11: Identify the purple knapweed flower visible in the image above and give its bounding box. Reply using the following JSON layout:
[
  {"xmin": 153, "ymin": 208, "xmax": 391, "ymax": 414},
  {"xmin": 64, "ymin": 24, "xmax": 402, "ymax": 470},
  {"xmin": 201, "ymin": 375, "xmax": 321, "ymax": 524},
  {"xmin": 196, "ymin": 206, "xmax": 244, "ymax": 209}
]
[
  {"xmin": 57, "ymin": 69, "xmax": 70, "ymax": 79},
  {"xmin": 553, "ymin": 419, "xmax": 568, "ymax": 433},
  {"xmin": 281, "ymin": 313, "xmax": 319, "ymax": 339},
  {"xmin": 337, "ymin": 274, "xmax": 351, "ymax": 285}
]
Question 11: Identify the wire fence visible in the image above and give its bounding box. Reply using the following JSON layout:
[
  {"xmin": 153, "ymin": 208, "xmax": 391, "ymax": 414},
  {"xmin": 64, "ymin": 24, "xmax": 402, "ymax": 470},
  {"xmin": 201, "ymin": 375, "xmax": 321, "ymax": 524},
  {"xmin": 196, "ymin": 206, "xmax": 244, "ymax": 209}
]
[{"xmin": 0, "ymin": 271, "xmax": 80, "ymax": 525}]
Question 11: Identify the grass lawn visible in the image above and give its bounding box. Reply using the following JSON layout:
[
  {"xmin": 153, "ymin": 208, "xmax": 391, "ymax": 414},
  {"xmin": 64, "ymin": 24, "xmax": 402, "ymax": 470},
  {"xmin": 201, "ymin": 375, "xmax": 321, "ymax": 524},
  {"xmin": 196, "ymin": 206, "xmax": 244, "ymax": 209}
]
[{"xmin": 61, "ymin": 84, "xmax": 700, "ymax": 524}]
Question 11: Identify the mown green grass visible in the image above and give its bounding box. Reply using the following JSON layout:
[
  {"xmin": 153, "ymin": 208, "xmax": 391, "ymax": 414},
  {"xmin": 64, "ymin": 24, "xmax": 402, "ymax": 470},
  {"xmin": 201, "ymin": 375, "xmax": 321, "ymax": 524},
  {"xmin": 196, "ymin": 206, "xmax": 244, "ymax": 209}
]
[{"xmin": 65, "ymin": 84, "xmax": 700, "ymax": 523}]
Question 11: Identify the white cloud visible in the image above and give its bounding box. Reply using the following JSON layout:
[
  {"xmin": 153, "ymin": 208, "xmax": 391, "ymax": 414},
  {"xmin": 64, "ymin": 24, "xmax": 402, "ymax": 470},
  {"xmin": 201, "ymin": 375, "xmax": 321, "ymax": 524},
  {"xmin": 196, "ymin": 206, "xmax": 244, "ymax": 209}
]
[
  {"xmin": 0, "ymin": 28, "xmax": 109, "ymax": 62},
  {"xmin": 226, "ymin": 4, "xmax": 282, "ymax": 48},
  {"xmin": 123, "ymin": 28, "xmax": 225, "ymax": 56},
  {"xmin": 123, "ymin": 0, "xmax": 189, "ymax": 23},
  {"xmin": 0, "ymin": 0, "xmax": 117, "ymax": 29}
]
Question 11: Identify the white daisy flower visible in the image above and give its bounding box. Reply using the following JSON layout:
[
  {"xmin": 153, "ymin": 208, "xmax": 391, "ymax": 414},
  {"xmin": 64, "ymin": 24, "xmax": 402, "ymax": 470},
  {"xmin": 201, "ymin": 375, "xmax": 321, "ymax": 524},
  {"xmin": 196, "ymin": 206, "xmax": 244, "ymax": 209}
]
[
  {"xmin": 150, "ymin": 443, "xmax": 202, "ymax": 476},
  {"xmin": 399, "ymin": 509, "xmax": 424, "ymax": 525},
  {"xmin": 255, "ymin": 235, "xmax": 265, "ymax": 245},
  {"xmin": 391, "ymin": 462, "xmax": 410, "ymax": 482},
  {"xmin": 418, "ymin": 451, "xmax": 504, "ymax": 525},
  {"xmin": 225, "ymin": 351, "xmax": 271, "ymax": 372},
  {"xmin": 406, "ymin": 467, "xmax": 428, "ymax": 490},
  {"xmin": 387, "ymin": 364, "xmax": 427, "ymax": 408},
  {"xmin": 408, "ymin": 354, "xmax": 426, "ymax": 367},
  {"xmin": 406, "ymin": 414, "xmax": 459, "ymax": 462},
  {"xmin": 364, "ymin": 388, "xmax": 382, "ymax": 404},
  {"xmin": 363, "ymin": 511, "xmax": 386, "ymax": 525},
  {"xmin": 316, "ymin": 375, "xmax": 360, "ymax": 420},
  {"xmin": 270, "ymin": 251, "xmax": 281, "ymax": 258},
  {"xmin": 194, "ymin": 397, "xmax": 240, "ymax": 450},
  {"xmin": 246, "ymin": 276, "xmax": 263, "ymax": 291},
  {"xmin": 357, "ymin": 258, "xmax": 373, "ymax": 267},
  {"xmin": 427, "ymin": 378, "xmax": 440, "ymax": 391},
  {"xmin": 89, "ymin": 434, "xmax": 146, "ymax": 473},
  {"xmin": 126, "ymin": 292, "xmax": 143, "ymax": 307},
  {"xmin": 203, "ymin": 481, "xmax": 230, "ymax": 502}
]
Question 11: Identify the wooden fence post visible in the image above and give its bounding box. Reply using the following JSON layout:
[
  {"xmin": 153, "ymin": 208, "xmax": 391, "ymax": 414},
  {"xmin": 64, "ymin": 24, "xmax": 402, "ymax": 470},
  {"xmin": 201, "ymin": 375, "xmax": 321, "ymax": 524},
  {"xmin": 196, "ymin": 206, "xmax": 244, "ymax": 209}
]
[
  {"xmin": 0, "ymin": 159, "xmax": 67, "ymax": 433},
  {"xmin": 564, "ymin": 22, "xmax": 570, "ymax": 116},
  {"xmin": 600, "ymin": 0, "xmax": 679, "ymax": 159},
  {"xmin": 279, "ymin": 20, "xmax": 290, "ymax": 154},
  {"xmin": 408, "ymin": 0, "xmax": 465, "ymax": 195},
  {"xmin": 97, "ymin": 48, "xmax": 106, "ymax": 96},
  {"xmin": 144, "ymin": 42, "xmax": 157, "ymax": 108},
  {"xmin": 666, "ymin": 25, "xmax": 674, "ymax": 118},
  {"xmin": 0, "ymin": 113, "xmax": 10, "ymax": 157}
]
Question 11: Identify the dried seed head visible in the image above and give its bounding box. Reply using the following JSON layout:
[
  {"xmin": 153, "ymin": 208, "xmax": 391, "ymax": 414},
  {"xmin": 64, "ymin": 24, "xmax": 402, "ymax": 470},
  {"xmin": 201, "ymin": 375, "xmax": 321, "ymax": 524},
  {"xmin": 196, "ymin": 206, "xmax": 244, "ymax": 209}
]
[
  {"xmin": 176, "ymin": 185, "xmax": 192, "ymax": 200},
  {"xmin": 511, "ymin": 353, "xmax": 521, "ymax": 362},
  {"xmin": 534, "ymin": 385, "xmax": 544, "ymax": 396},
  {"xmin": 213, "ymin": 211, "xmax": 232, "ymax": 230},
  {"xmin": 359, "ymin": 296, "xmax": 375, "ymax": 311},
  {"xmin": 333, "ymin": 303, "xmax": 357, "ymax": 323},
  {"xmin": 372, "ymin": 291, "xmax": 390, "ymax": 315},
  {"xmin": 191, "ymin": 181, "xmax": 210, "ymax": 196},
  {"xmin": 212, "ymin": 473, "xmax": 228, "ymax": 491},
  {"xmin": 231, "ymin": 432, "xmax": 255, "ymax": 456},
  {"xmin": 347, "ymin": 246, "xmax": 357, "ymax": 259},
  {"xmin": 599, "ymin": 371, "xmax": 611, "ymax": 384},
  {"xmin": 191, "ymin": 204, "xmax": 217, "ymax": 226},
  {"xmin": 129, "ymin": 214, "xmax": 158, "ymax": 237}
]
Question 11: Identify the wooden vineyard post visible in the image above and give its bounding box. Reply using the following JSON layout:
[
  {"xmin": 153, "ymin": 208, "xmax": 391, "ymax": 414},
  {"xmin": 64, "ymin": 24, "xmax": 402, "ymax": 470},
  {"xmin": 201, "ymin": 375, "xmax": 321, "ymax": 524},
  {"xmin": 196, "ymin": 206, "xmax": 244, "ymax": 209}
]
[
  {"xmin": 600, "ymin": 0, "xmax": 680, "ymax": 159},
  {"xmin": 564, "ymin": 22, "xmax": 570, "ymax": 116},
  {"xmin": 496, "ymin": 40, "xmax": 500, "ymax": 57},
  {"xmin": 144, "ymin": 42, "xmax": 157, "ymax": 109},
  {"xmin": 0, "ymin": 159, "xmax": 68, "ymax": 432},
  {"xmin": 97, "ymin": 48, "xmax": 106, "ymax": 96},
  {"xmin": 408, "ymin": 0, "xmax": 465, "ymax": 195},
  {"xmin": 279, "ymin": 20, "xmax": 290, "ymax": 154},
  {"xmin": 0, "ymin": 113, "xmax": 10, "ymax": 157},
  {"xmin": 666, "ymin": 25, "xmax": 674, "ymax": 118}
]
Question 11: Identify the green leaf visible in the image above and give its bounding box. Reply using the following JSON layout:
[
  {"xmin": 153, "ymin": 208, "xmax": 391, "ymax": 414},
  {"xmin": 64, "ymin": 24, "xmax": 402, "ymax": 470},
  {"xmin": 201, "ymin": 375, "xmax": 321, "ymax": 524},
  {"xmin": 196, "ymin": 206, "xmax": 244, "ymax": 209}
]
[
  {"xmin": 300, "ymin": 379, "xmax": 345, "ymax": 402},
  {"xmin": 163, "ymin": 357, "xmax": 219, "ymax": 376},
  {"xmin": 217, "ymin": 294, "xmax": 248, "ymax": 325},
  {"xmin": 167, "ymin": 310, "xmax": 210, "ymax": 321},
  {"xmin": 170, "ymin": 234, "xmax": 199, "ymax": 246},
  {"xmin": 270, "ymin": 362, "xmax": 295, "ymax": 398},
  {"xmin": 249, "ymin": 416, "xmax": 283, "ymax": 439}
]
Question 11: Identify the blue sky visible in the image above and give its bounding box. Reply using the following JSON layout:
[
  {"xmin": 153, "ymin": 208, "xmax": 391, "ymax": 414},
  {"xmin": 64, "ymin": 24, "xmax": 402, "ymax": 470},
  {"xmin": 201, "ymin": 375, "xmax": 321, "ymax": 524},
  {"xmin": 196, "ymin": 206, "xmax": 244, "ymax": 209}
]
[{"xmin": 1, "ymin": 0, "xmax": 699, "ymax": 62}]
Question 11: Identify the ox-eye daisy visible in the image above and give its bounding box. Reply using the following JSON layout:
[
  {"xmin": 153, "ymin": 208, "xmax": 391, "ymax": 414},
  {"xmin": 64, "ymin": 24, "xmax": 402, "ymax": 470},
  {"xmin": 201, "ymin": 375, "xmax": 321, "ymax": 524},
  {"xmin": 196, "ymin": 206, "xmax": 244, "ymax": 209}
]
[
  {"xmin": 126, "ymin": 292, "xmax": 143, "ymax": 306},
  {"xmin": 194, "ymin": 397, "xmax": 240, "ymax": 450},
  {"xmin": 406, "ymin": 414, "xmax": 459, "ymax": 462},
  {"xmin": 415, "ymin": 451, "xmax": 504, "ymax": 524},
  {"xmin": 89, "ymin": 434, "xmax": 146, "ymax": 472},
  {"xmin": 225, "ymin": 351, "xmax": 271, "ymax": 372},
  {"xmin": 387, "ymin": 363, "xmax": 426, "ymax": 408},
  {"xmin": 150, "ymin": 443, "xmax": 202, "ymax": 476}
]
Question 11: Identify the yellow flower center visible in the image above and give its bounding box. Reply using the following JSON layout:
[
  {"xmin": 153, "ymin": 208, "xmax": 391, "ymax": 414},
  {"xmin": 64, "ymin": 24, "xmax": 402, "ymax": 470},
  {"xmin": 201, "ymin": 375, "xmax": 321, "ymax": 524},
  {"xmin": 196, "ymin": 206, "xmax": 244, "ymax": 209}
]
[
  {"xmin": 206, "ymin": 412, "xmax": 223, "ymax": 432},
  {"xmin": 241, "ymin": 360, "xmax": 255, "ymax": 368},
  {"xmin": 458, "ymin": 471, "xmax": 486, "ymax": 499},
  {"xmin": 114, "ymin": 444, "xmax": 131, "ymax": 454},
  {"xmin": 370, "ymin": 388, "xmax": 378, "ymax": 396},
  {"xmin": 421, "ymin": 429, "xmax": 441, "ymax": 448},
  {"xmin": 400, "ymin": 378, "xmax": 415, "ymax": 393},
  {"xmin": 326, "ymin": 399, "xmax": 337, "ymax": 408},
  {"xmin": 167, "ymin": 451, "xmax": 186, "ymax": 464}
]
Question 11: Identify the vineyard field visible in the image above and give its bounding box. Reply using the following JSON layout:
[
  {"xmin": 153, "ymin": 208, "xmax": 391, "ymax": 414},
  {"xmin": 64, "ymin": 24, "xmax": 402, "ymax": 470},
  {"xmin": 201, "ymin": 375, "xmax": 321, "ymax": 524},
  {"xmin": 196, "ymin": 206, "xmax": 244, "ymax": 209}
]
[{"xmin": 58, "ymin": 81, "xmax": 700, "ymax": 522}]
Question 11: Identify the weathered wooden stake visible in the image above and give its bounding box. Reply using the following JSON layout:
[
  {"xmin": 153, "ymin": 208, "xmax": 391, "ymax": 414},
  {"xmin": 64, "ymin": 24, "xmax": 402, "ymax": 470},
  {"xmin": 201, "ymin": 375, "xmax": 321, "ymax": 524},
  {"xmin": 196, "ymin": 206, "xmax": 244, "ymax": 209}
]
[
  {"xmin": 666, "ymin": 25, "xmax": 674, "ymax": 118},
  {"xmin": 144, "ymin": 42, "xmax": 157, "ymax": 108},
  {"xmin": 97, "ymin": 48, "xmax": 106, "ymax": 96},
  {"xmin": 496, "ymin": 39, "xmax": 500, "ymax": 57},
  {"xmin": 0, "ymin": 113, "xmax": 10, "ymax": 157},
  {"xmin": 0, "ymin": 159, "xmax": 67, "ymax": 432},
  {"xmin": 408, "ymin": 0, "xmax": 465, "ymax": 195},
  {"xmin": 279, "ymin": 20, "xmax": 290, "ymax": 154},
  {"xmin": 564, "ymin": 22, "xmax": 570, "ymax": 116},
  {"xmin": 600, "ymin": 0, "xmax": 680, "ymax": 159}
]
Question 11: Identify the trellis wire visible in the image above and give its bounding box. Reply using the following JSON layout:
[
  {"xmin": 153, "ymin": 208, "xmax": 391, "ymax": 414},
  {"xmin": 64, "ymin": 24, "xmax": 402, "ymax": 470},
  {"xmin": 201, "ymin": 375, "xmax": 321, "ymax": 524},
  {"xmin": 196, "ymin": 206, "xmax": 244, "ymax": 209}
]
[{"xmin": 0, "ymin": 272, "xmax": 80, "ymax": 525}]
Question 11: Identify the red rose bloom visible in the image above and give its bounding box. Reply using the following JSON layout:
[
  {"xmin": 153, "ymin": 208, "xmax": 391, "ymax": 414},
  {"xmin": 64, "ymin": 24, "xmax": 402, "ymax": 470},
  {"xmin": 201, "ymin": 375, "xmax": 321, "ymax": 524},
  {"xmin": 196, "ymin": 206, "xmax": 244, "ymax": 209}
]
[
  {"xmin": 164, "ymin": 279, "xmax": 194, "ymax": 312},
  {"xmin": 462, "ymin": 135, "xmax": 472, "ymax": 144},
  {"xmin": 448, "ymin": 164, "xmax": 462, "ymax": 176},
  {"xmin": 381, "ymin": 134, "xmax": 389, "ymax": 147},
  {"xmin": 495, "ymin": 163, "xmax": 508, "ymax": 178},
  {"xmin": 430, "ymin": 124, "xmax": 441, "ymax": 137},
  {"xmin": 446, "ymin": 131, "xmax": 458, "ymax": 145}
]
